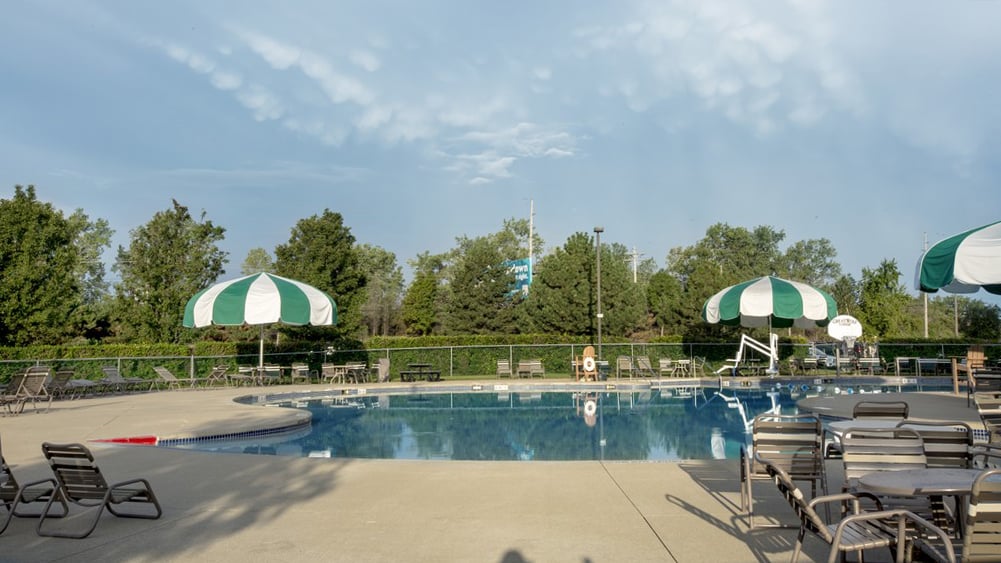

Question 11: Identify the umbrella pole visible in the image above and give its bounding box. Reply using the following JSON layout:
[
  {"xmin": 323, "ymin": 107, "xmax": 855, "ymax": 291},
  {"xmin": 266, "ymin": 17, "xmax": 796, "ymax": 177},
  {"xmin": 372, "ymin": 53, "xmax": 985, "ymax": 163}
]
[{"xmin": 259, "ymin": 326, "xmax": 265, "ymax": 369}]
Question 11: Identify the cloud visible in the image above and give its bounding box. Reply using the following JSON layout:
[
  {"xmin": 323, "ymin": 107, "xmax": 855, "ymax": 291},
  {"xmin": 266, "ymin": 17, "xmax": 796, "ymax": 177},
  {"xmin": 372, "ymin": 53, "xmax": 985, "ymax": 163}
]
[
  {"xmin": 238, "ymin": 30, "xmax": 301, "ymax": 69},
  {"xmin": 236, "ymin": 85, "xmax": 284, "ymax": 121},
  {"xmin": 349, "ymin": 49, "xmax": 381, "ymax": 72},
  {"xmin": 210, "ymin": 71, "xmax": 242, "ymax": 91}
]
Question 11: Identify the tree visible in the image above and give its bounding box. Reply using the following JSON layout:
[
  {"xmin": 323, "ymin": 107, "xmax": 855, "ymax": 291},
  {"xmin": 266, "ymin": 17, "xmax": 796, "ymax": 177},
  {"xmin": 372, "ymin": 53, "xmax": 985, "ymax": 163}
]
[
  {"xmin": 241, "ymin": 248, "xmax": 274, "ymax": 275},
  {"xmin": 0, "ymin": 185, "xmax": 83, "ymax": 345},
  {"xmin": 445, "ymin": 236, "xmax": 520, "ymax": 334},
  {"xmin": 525, "ymin": 233, "xmax": 645, "ymax": 337},
  {"xmin": 856, "ymin": 259, "xmax": 913, "ymax": 337},
  {"xmin": 829, "ymin": 274, "xmax": 860, "ymax": 318},
  {"xmin": 524, "ymin": 232, "xmax": 595, "ymax": 335},
  {"xmin": 356, "ymin": 244, "xmax": 404, "ymax": 336},
  {"xmin": 780, "ymin": 238, "xmax": 842, "ymax": 288},
  {"xmin": 114, "ymin": 200, "xmax": 227, "ymax": 343},
  {"xmin": 600, "ymin": 242, "xmax": 647, "ymax": 336},
  {"xmin": 647, "ymin": 270, "xmax": 683, "ymax": 336},
  {"xmin": 960, "ymin": 298, "xmax": 1001, "ymax": 340},
  {"xmin": 666, "ymin": 223, "xmax": 788, "ymax": 334},
  {"xmin": 274, "ymin": 210, "xmax": 366, "ymax": 340},
  {"xmin": 66, "ymin": 209, "xmax": 114, "ymax": 341}
]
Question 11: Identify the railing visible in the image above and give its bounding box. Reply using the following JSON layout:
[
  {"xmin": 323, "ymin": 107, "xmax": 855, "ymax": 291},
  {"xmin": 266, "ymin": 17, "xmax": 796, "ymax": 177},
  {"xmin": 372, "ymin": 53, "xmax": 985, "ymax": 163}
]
[{"xmin": 1, "ymin": 342, "xmax": 998, "ymax": 385}]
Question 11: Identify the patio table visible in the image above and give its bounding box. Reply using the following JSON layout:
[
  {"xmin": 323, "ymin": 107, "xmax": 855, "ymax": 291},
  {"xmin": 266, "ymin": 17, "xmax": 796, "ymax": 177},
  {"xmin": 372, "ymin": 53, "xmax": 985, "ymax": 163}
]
[{"xmin": 859, "ymin": 467, "xmax": 992, "ymax": 538}]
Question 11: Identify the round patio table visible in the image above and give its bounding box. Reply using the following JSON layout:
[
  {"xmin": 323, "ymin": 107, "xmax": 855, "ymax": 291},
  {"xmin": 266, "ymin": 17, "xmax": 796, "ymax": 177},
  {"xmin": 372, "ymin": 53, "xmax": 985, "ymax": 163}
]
[{"xmin": 859, "ymin": 468, "xmax": 988, "ymax": 538}]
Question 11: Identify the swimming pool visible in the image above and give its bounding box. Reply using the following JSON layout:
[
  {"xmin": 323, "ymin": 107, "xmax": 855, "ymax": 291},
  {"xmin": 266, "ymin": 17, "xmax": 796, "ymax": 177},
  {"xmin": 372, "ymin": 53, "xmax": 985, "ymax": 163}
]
[{"xmin": 162, "ymin": 384, "xmax": 947, "ymax": 461}]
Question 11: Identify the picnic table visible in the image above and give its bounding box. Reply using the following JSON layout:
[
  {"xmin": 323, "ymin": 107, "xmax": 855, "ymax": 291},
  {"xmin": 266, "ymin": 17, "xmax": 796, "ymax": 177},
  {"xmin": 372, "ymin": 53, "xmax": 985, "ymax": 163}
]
[{"xmin": 400, "ymin": 363, "xmax": 441, "ymax": 382}]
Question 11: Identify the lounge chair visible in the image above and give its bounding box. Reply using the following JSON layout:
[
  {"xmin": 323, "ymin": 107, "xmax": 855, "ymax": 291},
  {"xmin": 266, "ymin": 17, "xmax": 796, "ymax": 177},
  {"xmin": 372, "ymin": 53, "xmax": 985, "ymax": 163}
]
[
  {"xmin": 100, "ymin": 366, "xmax": 152, "ymax": 393},
  {"xmin": 1, "ymin": 434, "xmax": 63, "ymax": 534},
  {"xmin": 45, "ymin": 370, "xmax": 76, "ymax": 400},
  {"xmin": 201, "ymin": 365, "xmax": 230, "ymax": 387},
  {"xmin": 12, "ymin": 367, "xmax": 53, "ymax": 414},
  {"xmin": 37, "ymin": 442, "xmax": 162, "ymax": 539},
  {"xmin": 1, "ymin": 372, "xmax": 27, "ymax": 415},
  {"xmin": 152, "ymin": 366, "xmax": 198, "ymax": 390}
]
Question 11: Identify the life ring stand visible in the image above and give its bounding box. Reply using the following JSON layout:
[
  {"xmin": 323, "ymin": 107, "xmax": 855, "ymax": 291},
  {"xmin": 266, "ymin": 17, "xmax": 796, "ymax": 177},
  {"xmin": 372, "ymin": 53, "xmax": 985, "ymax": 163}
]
[
  {"xmin": 583, "ymin": 399, "xmax": 597, "ymax": 417},
  {"xmin": 583, "ymin": 356, "xmax": 596, "ymax": 374}
]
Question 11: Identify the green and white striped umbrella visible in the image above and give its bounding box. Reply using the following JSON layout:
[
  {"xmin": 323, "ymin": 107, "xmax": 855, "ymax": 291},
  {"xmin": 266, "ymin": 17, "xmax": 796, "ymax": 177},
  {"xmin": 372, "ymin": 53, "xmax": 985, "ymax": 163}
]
[
  {"xmin": 183, "ymin": 273, "xmax": 337, "ymax": 368},
  {"xmin": 916, "ymin": 220, "xmax": 1001, "ymax": 295},
  {"xmin": 702, "ymin": 275, "xmax": 838, "ymax": 329}
]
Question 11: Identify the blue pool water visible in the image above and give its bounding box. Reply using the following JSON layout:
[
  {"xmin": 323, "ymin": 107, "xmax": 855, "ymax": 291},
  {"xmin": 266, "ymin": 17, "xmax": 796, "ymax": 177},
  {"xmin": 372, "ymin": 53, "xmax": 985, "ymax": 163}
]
[{"xmin": 162, "ymin": 385, "xmax": 947, "ymax": 461}]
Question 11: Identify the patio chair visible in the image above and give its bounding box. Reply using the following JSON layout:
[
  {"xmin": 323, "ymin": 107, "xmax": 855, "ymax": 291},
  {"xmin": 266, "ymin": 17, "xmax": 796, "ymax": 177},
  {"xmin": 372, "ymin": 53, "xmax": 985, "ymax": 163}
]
[
  {"xmin": 152, "ymin": 366, "xmax": 198, "ymax": 390},
  {"xmin": 741, "ymin": 413, "xmax": 827, "ymax": 529},
  {"xmin": 658, "ymin": 358, "xmax": 674, "ymax": 377},
  {"xmin": 840, "ymin": 427, "xmax": 941, "ymax": 528},
  {"xmin": 36, "ymin": 442, "xmax": 162, "ymax": 539},
  {"xmin": 228, "ymin": 366, "xmax": 257, "ymax": 386},
  {"xmin": 371, "ymin": 358, "xmax": 391, "ymax": 383},
  {"xmin": 913, "ymin": 468, "xmax": 1001, "ymax": 563},
  {"xmin": 496, "ymin": 359, "xmax": 513, "ymax": 378},
  {"xmin": 1, "ymin": 434, "xmax": 63, "ymax": 535},
  {"xmin": 691, "ymin": 356, "xmax": 708, "ymax": 377},
  {"xmin": 852, "ymin": 400, "xmax": 909, "ymax": 420},
  {"xmin": 260, "ymin": 364, "xmax": 282, "ymax": 385},
  {"xmin": 320, "ymin": 363, "xmax": 343, "ymax": 384},
  {"xmin": 290, "ymin": 363, "xmax": 315, "ymax": 384},
  {"xmin": 634, "ymin": 356, "xmax": 656, "ymax": 377},
  {"xmin": 897, "ymin": 421, "xmax": 974, "ymax": 469},
  {"xmin": 764, "ymin": 461, "xmax": 955, "ymax": 563},
  {"xmin": 615, "ymin": 356, "xmax": 634, "ymax": 379},
  {"xmin": 202, "ymin": 365, "xmax": 230, "ymax": 387}
]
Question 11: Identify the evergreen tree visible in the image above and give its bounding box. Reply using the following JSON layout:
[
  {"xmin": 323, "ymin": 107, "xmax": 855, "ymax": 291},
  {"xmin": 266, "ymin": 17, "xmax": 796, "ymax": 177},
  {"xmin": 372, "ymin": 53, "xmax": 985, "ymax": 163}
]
[
  {"xmin": 115, "ymin": 199, "xmax": 226, "ymax": 343},
  {"xmin": 274, "ymin": 209, "xmax": 366, "ymax": 340}
]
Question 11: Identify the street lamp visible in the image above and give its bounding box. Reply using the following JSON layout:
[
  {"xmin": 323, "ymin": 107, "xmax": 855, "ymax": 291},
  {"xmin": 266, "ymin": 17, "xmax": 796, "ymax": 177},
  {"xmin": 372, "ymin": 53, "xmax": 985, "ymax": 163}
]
[{"xmin": 594, "ymin": 226, "xmax": 604, "ymax": 362}]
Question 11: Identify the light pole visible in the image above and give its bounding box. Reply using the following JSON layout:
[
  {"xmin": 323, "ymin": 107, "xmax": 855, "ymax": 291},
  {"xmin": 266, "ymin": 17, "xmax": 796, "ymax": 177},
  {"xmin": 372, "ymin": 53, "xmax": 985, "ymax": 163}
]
[{"xmin": 594, "ymin": 226, "xmax": 604, "ymax": 362}]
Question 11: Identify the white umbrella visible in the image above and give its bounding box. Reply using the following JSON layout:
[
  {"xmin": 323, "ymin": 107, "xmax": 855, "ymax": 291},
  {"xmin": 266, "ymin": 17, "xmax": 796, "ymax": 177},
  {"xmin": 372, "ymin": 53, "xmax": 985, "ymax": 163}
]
[
  {"xmin": 182, "ymin": 273, "xmax": 337, "ymax": 368},
  {"xmin": 916, "ymin": 220, "xmax": 1001, "ymax": 295}
]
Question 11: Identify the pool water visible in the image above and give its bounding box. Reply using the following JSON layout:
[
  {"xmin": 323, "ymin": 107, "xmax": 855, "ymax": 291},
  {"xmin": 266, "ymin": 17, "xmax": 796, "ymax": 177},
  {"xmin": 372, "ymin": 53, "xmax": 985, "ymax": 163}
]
[{"xmin": 165, "ymin": 385, "xmax": 950, "ymax": 461}]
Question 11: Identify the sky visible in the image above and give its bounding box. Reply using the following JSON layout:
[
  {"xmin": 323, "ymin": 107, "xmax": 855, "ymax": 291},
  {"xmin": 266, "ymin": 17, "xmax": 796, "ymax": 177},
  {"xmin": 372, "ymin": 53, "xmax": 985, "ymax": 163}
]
[{"xmin": 2, "ymin": 1, "xmax": 999, "ymax": 304}]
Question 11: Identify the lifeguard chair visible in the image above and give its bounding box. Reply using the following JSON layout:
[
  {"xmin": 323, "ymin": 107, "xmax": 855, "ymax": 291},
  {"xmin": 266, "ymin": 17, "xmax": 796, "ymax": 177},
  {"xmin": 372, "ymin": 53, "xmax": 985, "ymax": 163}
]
[{"xmin": 576, "ymin": 345, "xmax": 598, "ymax": 381}]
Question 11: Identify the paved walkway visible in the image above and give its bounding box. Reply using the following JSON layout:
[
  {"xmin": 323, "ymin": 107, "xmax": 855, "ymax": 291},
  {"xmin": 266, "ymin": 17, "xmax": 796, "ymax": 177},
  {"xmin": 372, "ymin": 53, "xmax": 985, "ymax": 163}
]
[{"xmin": 0, "ymin": 383, "xmax": 980, "ymax": 562}]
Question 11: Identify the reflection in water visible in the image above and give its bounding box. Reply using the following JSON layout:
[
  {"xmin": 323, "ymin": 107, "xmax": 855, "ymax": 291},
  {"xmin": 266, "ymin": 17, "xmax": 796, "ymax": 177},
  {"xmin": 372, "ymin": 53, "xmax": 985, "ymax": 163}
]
[
  {"xmin": 171, "ymin": 389, "xmax": 826, "ymax": 461},
  {"xmin": 710, "ymin": 428, "xmax": 726, "ymax": 460}
]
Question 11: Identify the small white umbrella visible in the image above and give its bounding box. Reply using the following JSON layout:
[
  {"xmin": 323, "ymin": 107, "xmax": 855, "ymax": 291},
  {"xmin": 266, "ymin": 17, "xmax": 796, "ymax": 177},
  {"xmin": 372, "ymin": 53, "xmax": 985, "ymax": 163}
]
[{"xmin": 182, "ymin": 273, "xmax": 337, "ymax": 368}]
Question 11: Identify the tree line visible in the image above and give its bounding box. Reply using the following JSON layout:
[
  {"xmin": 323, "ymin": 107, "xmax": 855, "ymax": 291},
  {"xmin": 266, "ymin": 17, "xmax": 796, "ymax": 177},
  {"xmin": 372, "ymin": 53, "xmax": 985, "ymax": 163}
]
[{"xmin": 2, "ymin": 184, "xmax": 998, "ymax": 350}]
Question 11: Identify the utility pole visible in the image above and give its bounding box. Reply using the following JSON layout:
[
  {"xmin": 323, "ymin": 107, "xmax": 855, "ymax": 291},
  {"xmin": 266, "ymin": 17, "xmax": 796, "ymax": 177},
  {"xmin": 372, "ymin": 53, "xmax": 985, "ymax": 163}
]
[
  {"xmin": 923, "ymin": 233, "xmax": 929, "ymax": 338},
  {"xmin": 594, "ymin": 226, "xmax": 604, "ymax": 361},
  {"xmin": 528, "ymin": 199, "xmax": 534, "ymax": 283},
  {"xmin": 626, "ymin": 246, "xmax": 643, "ymax": 283}
]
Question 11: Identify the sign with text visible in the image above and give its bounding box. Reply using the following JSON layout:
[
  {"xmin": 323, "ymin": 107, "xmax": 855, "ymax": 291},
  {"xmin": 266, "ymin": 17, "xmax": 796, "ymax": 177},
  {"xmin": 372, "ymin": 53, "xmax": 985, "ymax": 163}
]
[{"xmin": 506, "ymin": 258, "xmax": 532, "ymax": 295}]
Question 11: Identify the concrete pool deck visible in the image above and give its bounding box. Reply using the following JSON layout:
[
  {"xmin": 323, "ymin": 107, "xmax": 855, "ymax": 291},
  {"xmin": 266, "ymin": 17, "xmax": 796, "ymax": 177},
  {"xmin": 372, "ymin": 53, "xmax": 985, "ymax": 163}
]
[{"xmin": 0, "ymin": 382, "xmax": 981, "ymax": 562}]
